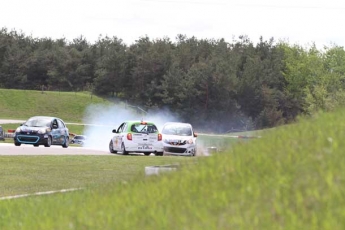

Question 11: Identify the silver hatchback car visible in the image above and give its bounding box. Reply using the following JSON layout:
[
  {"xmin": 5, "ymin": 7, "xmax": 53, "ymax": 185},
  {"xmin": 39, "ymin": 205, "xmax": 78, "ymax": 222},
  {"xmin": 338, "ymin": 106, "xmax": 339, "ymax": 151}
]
[{"xmin": 161, "ymin": 122, "xmax": 197, "ymax": 156}]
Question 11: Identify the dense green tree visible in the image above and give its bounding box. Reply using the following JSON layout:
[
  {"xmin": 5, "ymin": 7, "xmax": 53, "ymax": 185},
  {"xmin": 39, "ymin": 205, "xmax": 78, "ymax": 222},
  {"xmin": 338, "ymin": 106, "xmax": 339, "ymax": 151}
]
[
  {"xmin": 93, "ymin": 36, "xmax": 128, "ymax": 97},
  {"xmin": 0, "ymin": 30, "xmax": 33, "ymax": 89},
  {"xmin": 126, "ymin": 36, "xmax": 174, "ymax": 107},
  {"xmin": 66, "ymin": 36, "xmax": 95, "ymax": 91},
  {"xmin": 2, "ymin": 27, "xmax": 345, "ymax": 131}
]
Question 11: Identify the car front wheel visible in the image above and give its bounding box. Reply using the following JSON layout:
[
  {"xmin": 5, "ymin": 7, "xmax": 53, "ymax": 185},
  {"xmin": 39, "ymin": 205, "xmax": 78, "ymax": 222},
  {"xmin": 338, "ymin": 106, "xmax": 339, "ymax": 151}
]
[
  {"xmin": 44, "ymin": 136, "xmax": 52, "ymax": 147},
  {"xmin": 62, "ymin": 137, "xmax": 69, "ymax": 148}
]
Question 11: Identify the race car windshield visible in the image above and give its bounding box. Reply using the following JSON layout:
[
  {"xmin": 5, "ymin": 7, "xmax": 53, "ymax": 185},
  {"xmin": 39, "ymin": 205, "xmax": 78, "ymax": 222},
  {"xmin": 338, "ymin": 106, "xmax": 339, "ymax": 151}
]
[
  {"xmin": 131, "ymin": 124, "xmax": 158, "ymax": 133},
  {"xmin": 162, "ymin": 125, "xmax": 192, "ymax": 136},
  {"xmin": 25, "ymin": 119, "xmax": 51, "ymax": 127}
]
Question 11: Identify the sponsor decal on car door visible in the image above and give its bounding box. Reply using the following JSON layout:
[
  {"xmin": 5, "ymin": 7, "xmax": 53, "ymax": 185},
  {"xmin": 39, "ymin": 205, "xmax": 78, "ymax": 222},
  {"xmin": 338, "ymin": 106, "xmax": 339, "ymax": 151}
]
[
  {"xmin": 116, "ymin": 134, "xmax": 122, "ymax": 149},
  {"xmin": 115, "ymin": 123, "xmax": 126, "ymax": 150},
  {"xmin": 114, "ymin": 136, "xmax": 119, "ymax": 150}
]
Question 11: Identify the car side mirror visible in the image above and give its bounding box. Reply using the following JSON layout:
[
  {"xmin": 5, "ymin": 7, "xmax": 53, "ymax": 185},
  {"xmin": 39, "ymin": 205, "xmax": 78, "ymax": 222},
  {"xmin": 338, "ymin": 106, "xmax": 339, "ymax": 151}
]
[
  {"xmin": 194, "ymin": 132, "xmax": 198, "ymax": 137},
  {"xmin": 112, "ymin": 129, "xmax": 117, "ymax": 133}
]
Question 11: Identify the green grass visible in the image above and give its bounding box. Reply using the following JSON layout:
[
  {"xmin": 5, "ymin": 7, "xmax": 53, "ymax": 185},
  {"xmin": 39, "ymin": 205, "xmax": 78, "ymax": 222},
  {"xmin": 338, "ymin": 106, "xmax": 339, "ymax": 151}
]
[
  {"xmin": 3, "ymin": 88, "xmax": 344, "ymax": 229},
  {"xmin": 197, "ymin": 133, "xmax": 256, "ymax": 150},
  {"xmin": 0, "ymin": 89, "xmax": 110, "ymax": 122},
  {"xmin": 1, "ymin": 108, "xmax": 345, "ymax": 229},
  {"xmin": 0, "ymin": 155, "xmax": 194, "ymax": 197}
]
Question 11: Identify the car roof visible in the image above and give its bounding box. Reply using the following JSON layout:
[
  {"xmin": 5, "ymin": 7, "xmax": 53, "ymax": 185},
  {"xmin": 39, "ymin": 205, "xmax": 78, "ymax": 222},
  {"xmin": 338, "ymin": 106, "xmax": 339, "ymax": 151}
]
[
  {"xmin": 163, "ymin": 122, "xmax": 192, "ymax": 127},
  {"xmin": 28, "ymin": 116, "xmax": 63, "ymax": 121},
  {"xmin": 125, "ymin": 120, "xmax": 156, "ymax": 125}
]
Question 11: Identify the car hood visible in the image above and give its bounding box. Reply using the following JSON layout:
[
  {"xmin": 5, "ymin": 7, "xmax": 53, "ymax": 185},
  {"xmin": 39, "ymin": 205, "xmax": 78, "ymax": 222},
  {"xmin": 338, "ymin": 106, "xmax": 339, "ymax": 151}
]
[
  {"xmin": 162, "ymin": 134, "xmax": 195, "ymax": 141},
  {"xmin": 19, "ymin": 126, "xmax": 48, "ymax": 132}
]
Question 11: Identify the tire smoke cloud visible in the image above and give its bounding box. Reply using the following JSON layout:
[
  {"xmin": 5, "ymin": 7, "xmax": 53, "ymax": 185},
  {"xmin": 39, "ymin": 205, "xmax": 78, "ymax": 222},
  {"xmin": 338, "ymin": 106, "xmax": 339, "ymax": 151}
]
[{"xmin": 81, "ymin": 103, "xmax": 179, "ymax": 151}]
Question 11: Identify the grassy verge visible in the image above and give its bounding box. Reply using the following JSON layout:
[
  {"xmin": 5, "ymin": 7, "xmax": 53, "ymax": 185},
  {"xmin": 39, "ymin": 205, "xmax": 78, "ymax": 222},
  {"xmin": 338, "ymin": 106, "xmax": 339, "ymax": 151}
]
[
  {"xmin": 1, "ymin": 109, "xmax": 345, "ymax": 229},
  {"xmin": 0, "ymin": 89, "xmax": 110, "ymax": 122},
  {"xmin": 0, "ymin": 155, "xmax": 194, "ymax": 197}
]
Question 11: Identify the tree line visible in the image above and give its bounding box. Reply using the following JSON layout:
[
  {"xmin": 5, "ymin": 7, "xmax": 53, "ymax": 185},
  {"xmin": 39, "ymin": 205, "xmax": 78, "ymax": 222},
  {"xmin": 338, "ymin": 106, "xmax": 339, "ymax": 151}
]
[{"xmin": 1, "ymin": 28, "xmax": 345, "ymax": 132}]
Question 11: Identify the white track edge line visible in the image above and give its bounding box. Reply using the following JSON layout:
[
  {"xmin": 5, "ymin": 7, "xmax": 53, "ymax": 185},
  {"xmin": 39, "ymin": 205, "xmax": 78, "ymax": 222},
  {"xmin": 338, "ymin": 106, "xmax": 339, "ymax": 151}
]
[{"xmin": 0, "ymin": 188, "xmax": 82, "ymax": 200}]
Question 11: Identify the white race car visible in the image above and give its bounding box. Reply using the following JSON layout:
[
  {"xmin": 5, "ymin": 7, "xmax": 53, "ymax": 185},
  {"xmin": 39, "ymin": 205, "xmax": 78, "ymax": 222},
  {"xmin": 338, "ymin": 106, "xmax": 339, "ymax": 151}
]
[
  {"xmin": 109, "ymin": 120, "xmax": 164, "ymax": 156},
  {"xmin": 161, "ymin": 122, "xmax": 197, "ymax": 156}
]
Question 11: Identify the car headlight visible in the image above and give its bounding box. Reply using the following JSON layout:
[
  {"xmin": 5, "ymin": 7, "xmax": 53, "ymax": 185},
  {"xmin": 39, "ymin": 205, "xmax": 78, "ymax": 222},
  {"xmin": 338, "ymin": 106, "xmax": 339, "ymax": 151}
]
[
  {"xmin": 15, "ymin": 127, "xmax": 21, "ymax": 133},
  {"xmin": 187, "ymin": 139, "xmax": 194, "ymax": 144},
  {"xmin": 38, "ymin": 128, "xmax": 47, "ymax": 134}
]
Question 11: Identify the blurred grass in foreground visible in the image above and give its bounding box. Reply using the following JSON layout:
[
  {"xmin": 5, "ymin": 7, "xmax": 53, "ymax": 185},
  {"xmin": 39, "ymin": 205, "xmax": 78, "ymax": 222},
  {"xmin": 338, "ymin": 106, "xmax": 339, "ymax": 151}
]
[{"xmin": 1, "ymin": 109, "xmax": 345, "ymax": 229}]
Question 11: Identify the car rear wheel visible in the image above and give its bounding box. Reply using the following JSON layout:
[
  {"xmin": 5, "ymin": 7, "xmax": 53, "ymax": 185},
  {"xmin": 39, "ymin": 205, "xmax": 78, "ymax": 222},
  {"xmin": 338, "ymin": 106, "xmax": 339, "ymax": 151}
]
[
  {"xmin": 62, "ymin": 137, "xmax": 69, "ymax": 148},
  {"xmin": 144, "ymin": 152, "xmax": 151, "ymax": 156},
  {"xmin": 121, "ymin": 143, "xmax": 128, "ymax": 155},
  {"xmin": 44, "ymin": 136, "xmax": 52, "ymax": 147},
  {"xmin": 33, "ymin": 144, "xmax": 39, "ymax": 147},
  {"xmin": 109, "ymin": 140, "xmax": 117, "ymax": 154},
  {"xmin": 14, "ymin": 142, "xmax": 21, "ymax": 146}
]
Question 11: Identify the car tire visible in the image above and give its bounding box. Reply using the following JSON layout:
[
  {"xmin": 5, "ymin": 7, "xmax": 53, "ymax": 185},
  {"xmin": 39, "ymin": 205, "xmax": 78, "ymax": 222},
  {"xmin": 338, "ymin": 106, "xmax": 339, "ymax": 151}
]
[
  {"xmin": 121, "ymin": 143, "xmax": 128, "ymax": 155},
  {"xmin": 14, "ymin": 142, "xmax": 21, "ymax": 146},
  {"xmin": 155, "ymin": 152, "xmax": 163, "ymax": 156},
  {"xmin": 33, "ymin": 144, "xmax": 39, "ymax": 147},
  {"xmin": 143, "ymin": 153, "xmax": 151, "ymax": 156},
  {"xmin": 62, "ymin": 137, "xmax": 69, "ymax": 148},
  {"xmin": 109, "ymin": 140, "xmax": 117, "ymax": 154},
  {"xmin": 44, "ymin": 136, "xmax": 52, "ymax": 147}
]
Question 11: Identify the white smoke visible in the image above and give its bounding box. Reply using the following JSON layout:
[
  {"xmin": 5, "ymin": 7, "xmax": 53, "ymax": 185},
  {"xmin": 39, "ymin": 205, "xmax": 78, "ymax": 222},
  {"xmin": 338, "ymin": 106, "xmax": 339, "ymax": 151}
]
[{"xmin": 81, "ymin": 103, "xmax": 179, "ymax": 151}]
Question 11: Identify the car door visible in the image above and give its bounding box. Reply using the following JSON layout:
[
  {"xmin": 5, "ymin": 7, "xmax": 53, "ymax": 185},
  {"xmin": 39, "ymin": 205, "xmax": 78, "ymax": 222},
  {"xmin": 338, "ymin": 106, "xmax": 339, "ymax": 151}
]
[
  {"xmin": 114, "ymin": 123, "xmax": 126, "ymax": 150},
  {"xmin": 51, "ymin": 119, "xmax": 61, "ymax": 144},
  {"xmin": 57, "ymin": 119, "xmax": 68, "ymax": 144}
]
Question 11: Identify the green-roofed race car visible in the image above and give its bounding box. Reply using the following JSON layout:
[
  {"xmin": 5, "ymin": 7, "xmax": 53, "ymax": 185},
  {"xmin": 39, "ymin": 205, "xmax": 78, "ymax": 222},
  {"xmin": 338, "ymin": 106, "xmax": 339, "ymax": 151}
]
[{"xmin": 109, "ymin": 120, "xmax": 164, "ymax": 156}]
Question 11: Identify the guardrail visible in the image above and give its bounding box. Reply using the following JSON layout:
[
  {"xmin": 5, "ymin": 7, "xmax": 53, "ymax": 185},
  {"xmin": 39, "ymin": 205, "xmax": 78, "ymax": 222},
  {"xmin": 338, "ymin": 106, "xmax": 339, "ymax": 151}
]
[
  {"xmin": 4, "ymin": 129, "xmax": 15, "ymax": 138},
  {"xmin": 4, "ymin": 133, "xmax": 14, "ymax": 138}
]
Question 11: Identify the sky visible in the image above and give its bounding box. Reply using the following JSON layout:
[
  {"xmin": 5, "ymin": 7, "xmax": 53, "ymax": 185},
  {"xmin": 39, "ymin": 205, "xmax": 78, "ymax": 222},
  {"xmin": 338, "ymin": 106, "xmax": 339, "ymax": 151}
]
[{"xmin": 1, "ymin": 0, "xmax": 345, "ymax": 47}]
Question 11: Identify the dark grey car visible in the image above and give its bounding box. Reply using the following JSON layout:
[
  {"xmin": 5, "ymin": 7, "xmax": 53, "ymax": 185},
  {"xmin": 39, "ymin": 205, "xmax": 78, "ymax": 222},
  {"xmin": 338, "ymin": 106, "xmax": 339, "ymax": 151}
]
[
  {"xmin": 70, "ymin": 135, "xmax": 87, "ymax": 145},
  {"xmin": 13, "ymin": 116, "xmax": 70, "ymax": 148},
  {"xmin": 0, "ymin": 126, "xmax": 4, "ymax": 141}
]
